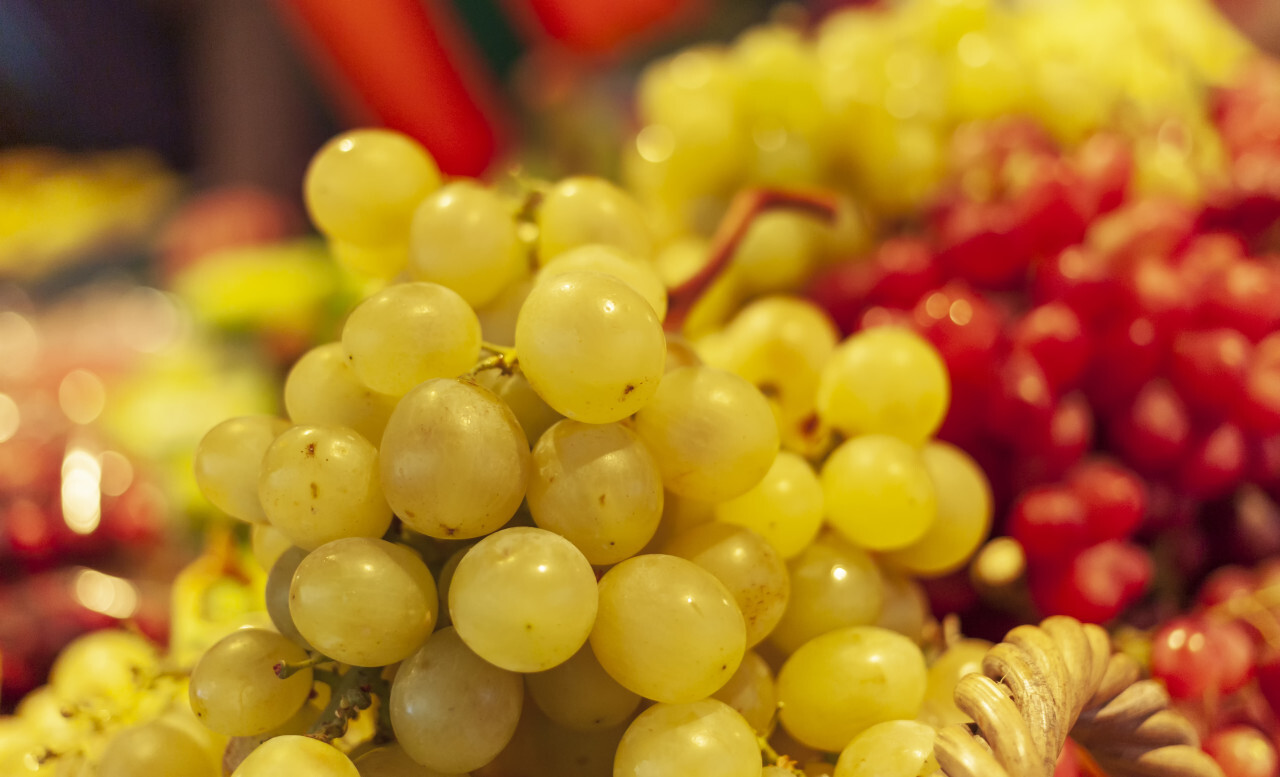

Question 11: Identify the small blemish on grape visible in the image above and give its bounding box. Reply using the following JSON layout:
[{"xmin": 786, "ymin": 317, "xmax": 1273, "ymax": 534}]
[
  {"xmin": 306, "ymin": 443, "xmax": 316, "ymax": 457},
  {"xmin": 310, "ymin": 482, "xmax": 318, "ymax": 498},
  {"xmin": 623, "ymin": 383, "xmax": 635, "ymax": 396},
  {"xmin": 598, "ymin": 493, "xmax": 607, "ymax": 505}
]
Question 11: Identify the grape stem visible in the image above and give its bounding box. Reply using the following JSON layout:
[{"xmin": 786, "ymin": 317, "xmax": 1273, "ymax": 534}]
[
  {"xmin": 478, "ymin": 342, "xmax": 519, "ymax": 374},
  {"xmin": 307, "ymin": 665, "xmax": 388, "ymax": 744},
  {"xmin": 273, "ymin": 653, "xmax": 329, "ymax": 680},
  {"xmin": 663, "ymin": 188, "xmax": 840, "ymax": 333}
]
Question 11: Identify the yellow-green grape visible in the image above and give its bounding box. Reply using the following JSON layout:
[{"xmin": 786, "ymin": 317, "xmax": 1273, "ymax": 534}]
[
  {"xmin": 341, "ymin": 282, "xmax": 482, "ymax": 396},
  {"xmin": 514, "ymin": 271, "xmax": 666, "ymax": 424},
  {"xmin": 591, "ymin": 554, "xmax": 745, "ymax": 703},
  {"xmin": 817, "ymin": 328, "xmax": 950, "ymax": 445},
  {"xmin": 194, "ymin": 415, "xmax": 290, "ymax": 522},
  {"xmin": 777, "ymin": 626, "xmax": 927, "ymax": 751},
  {"xmin": 474, "ymin": 275, "xmax": 534, "ymax": 348},
  {"xmin": 251, "ymin": 523, "xmax": 292, "ymax": 571},
  {"xmin": 232, "ymin": 735, "xmax": 359, "ymax": 777},
  {"xmin": 734, "ymin": 213, "xmax": 822, "ymax": 294},
  {"xmin": 471, "ymin": 367, "xmax": 562, "ymax": 447},
  {"xmin": 821, "ymin": 435, "xmax": 937, "ymax": 551},
  {"xmin": 640, "ymin": 489, "xmax": 716, "ymax": 555},
  {"xmin": 434, "ymin": 544, "xmax": 470, "ymax": 628},
  {"xmin": 284, "ymin": 342, "xmax": 399, "ymax": 445},
  {"xmin": 875, "ymin": 572, "xmax": 929, "ymax": 643},
  {"xmin": 390, "ymin": 628, "xmax": 524, "ymax": 774},
  {"xmin": 614, "ymin": 699, "xmax": 762, "ymax": 777},
  {"xmin": 266, "ymin": 547, "xmax": 312, "ymax": 649},
  {"xmin": 633, "ymin": 365, "xmax": 779, "ymax": 502},
  {"xmin": 330, "ymin": 240, "xmax": 409, "ymax": 279},
  {"xmin": 98, "ymin": 721, "xmax": 219, "ymax": 777},
  {"xmin": 535, "ymin": 177, "xmax": 653, "ymax": 263},
  {"xmin": 538, "ymin": 244, "xmax": 668, "ymax": 321},
  {"xmin": 16, "ymin": 686, "xmax": 95, "ymax": 754},
  {"xmin": 715, "ymin": 452, "xmax": 824, "ymax": 559},
  {"xmin": 188, "ymin": 629, "xmax": 313, "ymax": 737},
  {"xmin": 834, "ymin": 720, "xmax": 939, "ymax": 777},
  {"xmin": 919, "ymin": 639, "xmax": 991, "ymax": 729},
  {"xmin": 50, "ymin": 630, "xmax": 159, "ymax": 713},
  {"xmin": 304, "ymin": 129, "xmax": 441, "ymax": 244},
  {"xmin": 711, "ymin": 650, "xmax": 778, "ymax": 735},
  {"xmin": 448, "ymin": 527, "xmax": 598, "ymax": 672},
  {"xmin": 527, "ymin": 712, "xmax": 630, "ymax": 777},
  {"xmin": 355, "ymin": 743, "xmax": 468, "ymax": 776},
  {"xmin": 769, "ymin": 530, "xmax": 884, "ymax": 655},
  {"xmin": 379, "ymin": 378, "xmax": 531, "ymax": 539},
  {"xmin": 526, "ymin": 419, "xmax": 664, "ymax": 565},
  {"xmin": 408, "ymin": 181, "xmax": 528, "ymax": 308},
  {"xmin": 259, "ymin": 425, "xmax": 392, "ymax": 550},
  {"xmin": 525, "ymin": 643, "xmax": 642, "ymax": 731},
  {"xmin": 289, "ymin": 538, "xmax": 437, "ymax": 666},
  {"xmin": 663, "ymin": 522, "xmax": 789, "ymax": 647},
  {"xmin": 881, "ymin": 442, "xmax": 992, "ymax": 577}
]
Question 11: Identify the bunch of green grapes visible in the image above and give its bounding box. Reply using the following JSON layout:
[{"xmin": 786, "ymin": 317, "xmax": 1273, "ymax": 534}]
[{"xmin": 185, "ymin": 129, "xmax": 999, "ymax": 777}]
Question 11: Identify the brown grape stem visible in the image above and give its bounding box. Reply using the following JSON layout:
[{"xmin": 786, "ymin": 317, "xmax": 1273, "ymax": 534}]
[
  {"xmin": 663, "ymin": 188, "xmax": 840, "ymax": 333},
  {"xmin": 477, "ymin": 342, "xmax": 519, "ymax": 375},
  {"xmin": 273, "ymin": 654, "xmax": 329, "ymax": 680},
  {"xmin": 307, "ymin": 665, "xmax": 387, "ymax": 744}
]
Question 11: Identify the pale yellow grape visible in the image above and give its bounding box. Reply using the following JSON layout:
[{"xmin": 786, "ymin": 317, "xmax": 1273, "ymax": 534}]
[
  {"xmin": 289, "ymin": 538, "xmax": 437, "ymax": 666},
  {"xmin": 526, "ymin": 419, "xmax": 664, "ymax": 565},
  {"xmin": 342, "ymin": 282, "xmax": 482, "ymax": 396},
  {"xmin": 711, "ymin": 650, "xmax": 778, "ymax": 735},
  {"xmin": 259, "ymin": 425, "xmax": 391, "ymax": 550},
  {"xmin": 233, "ymin": 735, "xmax": 359, "ymax": 777},
  {"xmin": 834, "ymin": 720, "xmax": 939, "ymax": 777},
  {"xmin": 735, "ymin": 212, "xmax": 822, "ymax": 293},
  {"xmin": 408, "ymin": 181, "xmax": 528, "ymax": 308},
  {"xmin": 769, "ymin": 530, "xmax": 883, "ymax": 655},
  {"xmin": 633, "ymin": 366, "xmax": 779, "ymax": 502},
  {"xmin": 98, "ymin": 721, "xmax": 218, "ymax": 777},
  {"xmin": 50, "ymin": 630, "xmax": 159, "ymax": 713},
  {"xmin": 434, "ymin": 544, "xmax": 470, "ymax": 628},
  {"xmin": 380, "ymin": 378, "xmax": 530, "ymax": 539},
  {"xmin": 266, "ymin": 546, "xmax": 312, "ymax": 649},
  {"xmin": 817, "ymin": 328, "xmax": 950, "ymax": 445},
  {"xmin": 285, "ymin": 342, "xmax": 399, "ymax": 445},
  {"xmin": 474, "ymin": 275, "xmax": 534, "ymax": 347},
  {"xmin": 920, "ymin": 639, "xmax": 991, "ymax": 729},
  {"xmin": 614, "ymin": 699, "xmax": 762, "ymax": 777},
  {"xmin": 882, "ymin": 442, "xmax": 992, "ymax": 577},
  {"xmin": 355, "ymin": 744, "xmax": 468, "ymax": 777},
  {"xmin": 654, "ymin": 236, "xmax": 744, "ymax": 339},
  {"xmin": 390, "ymin": 628, "xmax": 523, "ymax": 774},
  {"xmin": 525, "ymin": 643, "xmax": 642, "ymax": 730},
  {"xmin": 251, "ymin": 523, "xmax": 292, "ymax": 571},
  {"xmin": 535, "ymin": 177, "xmax": 653, "ymax": 263},
  {"xmin": 663, "ymin": 522, "xmax": 789, "ymax": 647},
  {"xmin": 640, "ymin": 489, "xmax": 716, "ymax": 555},
  {"xmin": 330, "ymin": 240, "xmax": 409, "ymax": 279},
  {"xmin": 715, "ymin": 451, "xmax": 824, "ymax": 559},
  {"xmin": 194, "ymin": 415, "xmax": 289, "ymax": 522},
  {"xmin": 188, "ymin": 628, "xmax": 313, "ymax": 737},
  {"xmin": 449, "ymin": 527, "xmax": 598, "ymax": 672},
  {"xmin": 538, "ymin": 244, "xmax": 668, "ymax": 320},
  {"xmin": 514, "ymin": 271, "xmax": 665, "ymax": 424},
  {"xmin": 16, "ymin": 686, "xmax": 94, "ymax": 754},
  {"xmin": 304, "ymin": 129, "xmax": 440, "ymax": 244},
  {"xmin": 821, "ymin": 435, "xmax": 937, "ymax": 551},
  {"xmin": 875, "ymin": 572, "xmax": 929, "ymax": 643},
  {"xmin": 591, "ymin": 554, "xmax": 745, "ymax": 703},
  {"xmin": 471, "ymin": 367, "xmax": 561, "ymax": 447},
  {"xmin": 777, "ymin": 626, "xmax": 927, "ymax": 751},
  {"xmin": 530, "ymin": 713, "xmax": 629, "ymax": 777}
]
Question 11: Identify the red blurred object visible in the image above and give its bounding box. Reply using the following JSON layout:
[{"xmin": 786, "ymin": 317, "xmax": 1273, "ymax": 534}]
[
  {"xmin": 1151, "ymin": 616, "xmax": 1256, "ymax": 700},
  {"xmin": 1028, "ymin": 540, "xmax": 1152, "ymax": 624},
  {"xmin": 513, "ymin": 0, "xmax": 705, "ymax": 55},
  {"xmin": 158, "ymin": 185, "xmax": 304, "ymax": 279},
  {"xmin": 1203, "ymin": 725, "xmax": 1280, "ymax": 777},
  {"xmin": 1009, "ymin": 485, "xmax": 1091, "ymax": 561},
  {"xmin": 1067, "ymin": 459, "xmax": 1147, "ymax": 543}
]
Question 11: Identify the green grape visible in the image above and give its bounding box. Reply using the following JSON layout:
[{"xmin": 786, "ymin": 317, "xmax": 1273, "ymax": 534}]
[
  {"xmin": 777, "ymin": 626, "xmax": 927, "ymax": 752},
  {"xmin": 734, "ymin": 212, "xmax": 822, "ymax": 294},
  {"xmin": 536, "ymin": 177, "xmax": 653, "ymax": 263},
  {"xmin": 525, "ymin": 643, "xmax": 641, "ymax": 731},
  {"xmin": 538, "ymin": 244, "xmax": 668, "ymax": 321},
  {"xmin": 50, "ymin": 630, "xmax": 159, "ymax": 713},
  {"xmin": 875, "ymin": 571, "xmax": 929, "ymax": 643},
  {"xmin": 341, "ymin": 282, "xmax": 482, "ymax": 397},
  {"xmin": 715, "ymin": 451, "xmax": 824, "ymax": 559},
  {"xmin": 528, "ymin": 712, "xmax": 630, "ymax": 777},
  {"xmin": 633, "ymin": 366, "xmax": 779, "ymax": 502},
  {"xmin": 284, "ymin": 342, "xmax": 399, "ymax": 445},
  {"xmin": 821, "ymin": 435, "xmax": 937, "ymax": 551},
  {"xmin": 471, "ymin": 367, "xmax": 562, "ymax": 447},
  {"xmin": 266, "ymin": 547, "xmax": 312, "ymax": 649},
  {"xmin": 251, "ymin": 523, "xmax": 292, "ymax": 571},
  {"xmin": 448, "ymin": 527, "xmax": 598, "ymax": 672},
  {"xmin": 304, "ymin": 129, "xmax": 441, "ymax": 244},
  {"xmin": 408, "ymin": 181, "xmax": 529, "ymax": 308},
  {"xmin": 98, "ymin": 721, "xmax": 219, "ymax": 777},
  {"xmin": 329, "ymin": 240, "xmax": 409, "ymax": 279},
  {"xmin": 711, "ymin": 650, "xmax": 778, "ymax": 735},
  {"xmin": 355, "ymin": 743, "xmax": 467, "ymax": 776},
  {"xmin": 390, "ymin": 628, "xmax": 524, "ymax": 774},
  {"xmin": 526, "ymin": 419, "xmax": 664, "ymax": 565},
  {"xmin": 16, "ymin": 686, "xmax": 95, "ymax": 754},
  {"xmin": 188, "ymin": 628, "xmax": 313, "ymax": 737},
  {"xmin": 194, "ymin": 416, "xmax": 290, "ymax": 522},
  {"xmin": 640, "ymin": 489, "xmax": 716, "ymax": 555},
  {"xmin": 591, "ymin": 554, "xmax": 745, "ymax": 703},
  {"xmin": 474, "ymin": 275, "xmax": 534, "ymax": 348},
  {"xmin": 663, "ymin": 522, "xmax": 789, "ymax": 647},
  {"xmin": 614, "ymin": 699, "xmax": 761, "ymax": 777},
  {"xmin": 817, "ymin": 328, "xmax": 950, "ymax": 445},
  {"xmin": 290, "ymin": 538, "xmax": 437, "ymax": 666},
  {"xmin": 514, "ymin": 271, "xmax": 666, "ymax": 424},
  {"xmin": 232, "ymin": 735, "xmax": 359, "ymax": 777},
  {"xmin": 380, "ymin": 378, "xmax": 530, "ymax": 539},
  {"xmin": 834, "ymin": 720, "xmax": 939, "ymax": 777},
  {"xmin": 919, "ymin": 639, "xmax": 991, "ymax": 729},
  {"xmin": 769, "ymin": 530, "xmax": 883, "ymax": 655},
  {"xmin": 259, "ymin": 425, "xmax": 392, "ymax": 550},
  {"xmin": 434, "ymin": 543, "xmax": 471, "ymax": 628},
  {"xmin": 881, "ymin": 442, "xmax": 992, "ymax": 577}
]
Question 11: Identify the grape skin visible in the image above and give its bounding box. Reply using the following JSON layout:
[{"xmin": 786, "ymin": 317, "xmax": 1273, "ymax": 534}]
[
  {"xmin": 614, "ymin": 699, "xmax": 762, "ymax": 777},
  {"xmin": 188, "ymin": 629, "xmax": 313, "ymax": 737},
  {"xmin": 194, "ymin": 415, "xmax": 290, "ymax": 523},
  {"xmin": 232, "ymin": 734, "xmax": 359, "ymax": 777}
]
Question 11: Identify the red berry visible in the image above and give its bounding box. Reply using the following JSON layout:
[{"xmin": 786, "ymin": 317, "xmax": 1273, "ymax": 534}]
[
  {"xmin": 1168, "ymin": 329, "xmax": 1253, "ymax": 419},
  {"xmin": 1084, "ymin": 314, "xmax": 1166, "ymax": 413},
  {"xmin": 1067, "ymin": 459, "xmax": 1146, "ymax": 543},
  {"xmin": 1087, "ymin": 198, "xmax": 1196, "ymax": 261},
  {"xmin": 857, "ymin": 305, "xmax": 916, "ymax": 332},
  {"xmin": 868, "ymin": 237, "xmax": 942, "ymax": 309},
  {"xmin": 1196, "ymin": 565, "xmax": 1258, "ymax": 609},
  {"xmin": 1121, "ymin": 255, "xmax": 1198, "ymax": 333},
  {"xmin": 1053, "ymin": 738, "xmax": 1081, "ymax": 777},
  {"xmin": 805, "ymin": 261, "xmax": 880, "ymax": 335},
  {"xmin": 1204, "ymin": 726, "xmax": 1280, "ymax": 777},
  {"xmin": 1011, "ymin": 303, "xmax": 1091, "ymax": 391},
  {"xmin": 1033, "ymin": 244, "xmax": 1116, "ymax": 319},
  {"xmin": 1150, "ymin": 616, "xmax": 1256, "ymax": 700},
  {"xmin": 1075, "ymin": 133, "xmax": 1133, "ymax": 216},
  {"xmin": 1242, "ymin": 334, "xmax": 1280, "ymax": 434},
  {"xmin": 1202, "ymin": 260, "xmax": 1280, "ymax": 342},
  {"xmin": 1008, "ymin": 485, "xmax": 1091, "ymax": 561},
  {"xmin": 1109, "ymin": 381, "xmax": 1193, "ymax": 475},
  {"xmin": 1256, "ymin": 650, "xmax": 1280, "ymax": 717},
  {"xmin": 1177, "ymin": 421, "xmax": 1247, "ymax": 500},
  {"xmin": 912, "ymin": 282, "xmax": 1006, "ymax": 382},
  {"xmin": 1029, "ymin": 540, "xmax": 1152, "ymax": 624},
  {"xmin": 986, "ymin": 349, "xmax": 1056, "ymax": 450},
  {"xmin": 935, "ymin": 199, "xmax": 1032, "ymax": 289}
]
